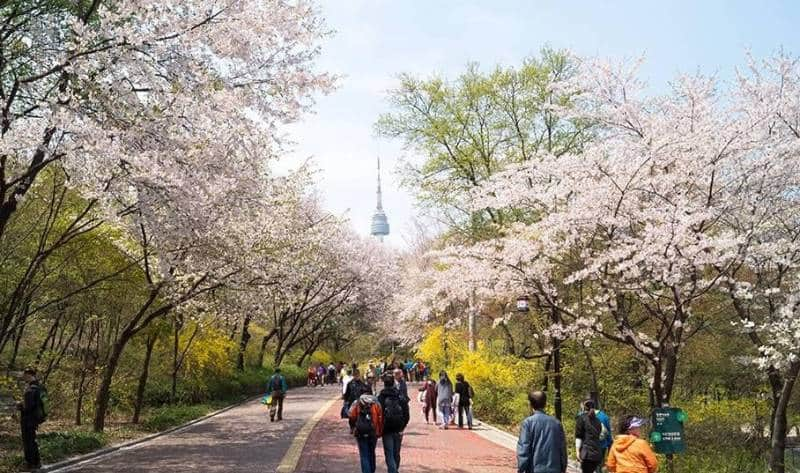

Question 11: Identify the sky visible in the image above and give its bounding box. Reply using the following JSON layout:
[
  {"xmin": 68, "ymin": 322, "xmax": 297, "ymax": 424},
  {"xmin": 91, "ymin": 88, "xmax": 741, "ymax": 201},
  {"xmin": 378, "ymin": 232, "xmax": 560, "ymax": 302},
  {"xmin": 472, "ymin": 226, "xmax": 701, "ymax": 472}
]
[{"xmin": 285, "ymin": 0, "xmax": 800, "ymax": 247}]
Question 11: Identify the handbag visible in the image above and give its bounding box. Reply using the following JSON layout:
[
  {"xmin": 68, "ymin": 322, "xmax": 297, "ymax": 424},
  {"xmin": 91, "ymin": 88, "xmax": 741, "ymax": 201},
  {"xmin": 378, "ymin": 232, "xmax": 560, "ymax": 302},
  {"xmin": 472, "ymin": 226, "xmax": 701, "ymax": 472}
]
[{"xmin": 261, "ymin": 394, "xmax": 273, "ymax": 406}]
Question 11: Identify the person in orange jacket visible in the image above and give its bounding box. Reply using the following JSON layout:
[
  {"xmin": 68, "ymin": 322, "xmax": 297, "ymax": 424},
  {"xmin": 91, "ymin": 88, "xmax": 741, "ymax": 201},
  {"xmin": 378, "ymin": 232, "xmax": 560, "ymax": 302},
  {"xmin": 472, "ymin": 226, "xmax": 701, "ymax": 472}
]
[
  {"xmin": 349, "ymin": 394, "xmax": 384, "ymax": 473},
  {"xmin": 606, "ymin": 415, "xmax": 658, "ymax": 473}
]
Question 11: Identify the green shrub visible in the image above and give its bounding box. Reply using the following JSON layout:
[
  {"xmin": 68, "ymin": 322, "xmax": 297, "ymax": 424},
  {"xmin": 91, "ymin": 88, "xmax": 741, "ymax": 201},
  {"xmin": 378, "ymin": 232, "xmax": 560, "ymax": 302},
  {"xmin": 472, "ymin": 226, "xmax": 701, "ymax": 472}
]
[
  {"xmin": 39, "ymin": 431, "xmax": 106, "ymax": 463},
  {"xmin": 140, "ymin": 404, "xmax": 211, "ymax": 432}
]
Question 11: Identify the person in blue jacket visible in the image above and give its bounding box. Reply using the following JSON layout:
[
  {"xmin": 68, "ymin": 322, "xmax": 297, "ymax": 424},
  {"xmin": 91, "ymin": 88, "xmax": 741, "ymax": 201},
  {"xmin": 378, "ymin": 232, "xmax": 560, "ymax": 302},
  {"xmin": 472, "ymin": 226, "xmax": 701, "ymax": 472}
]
[
  {"xmin": 517, "ymin": 390, "xmax": 568, "ymax": 473},
  {"xmin": 267, "ymin": 367, "xmax": 288, "ymax": 422}
]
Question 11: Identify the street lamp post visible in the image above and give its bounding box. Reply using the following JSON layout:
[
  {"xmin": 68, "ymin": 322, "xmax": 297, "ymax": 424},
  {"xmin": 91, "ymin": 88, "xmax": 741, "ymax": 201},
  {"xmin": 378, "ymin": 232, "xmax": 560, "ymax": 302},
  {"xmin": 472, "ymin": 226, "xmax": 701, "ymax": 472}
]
[
  {"xmin": 517, "ymin": 295, "xmax": 562, "ymax": 422},
  {"xmin": 550, "ymin": 306, "xmax": 562, "ymax": 422}
]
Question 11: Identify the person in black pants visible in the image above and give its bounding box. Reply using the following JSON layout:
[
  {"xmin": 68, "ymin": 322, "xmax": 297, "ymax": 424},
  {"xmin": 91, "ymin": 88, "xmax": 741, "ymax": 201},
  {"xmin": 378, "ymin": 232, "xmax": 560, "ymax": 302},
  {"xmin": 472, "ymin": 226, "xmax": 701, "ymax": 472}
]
[
  {"xmin": 454, "ymin": 373, "xmax": 473, "ymax": 429},
  {"xmin": 575, "ymin": 399, "xmax": 604, "ymax": 473},
  {"xmin": 17, "ymin": 367, "xmax": 43, "ymax": 471}
]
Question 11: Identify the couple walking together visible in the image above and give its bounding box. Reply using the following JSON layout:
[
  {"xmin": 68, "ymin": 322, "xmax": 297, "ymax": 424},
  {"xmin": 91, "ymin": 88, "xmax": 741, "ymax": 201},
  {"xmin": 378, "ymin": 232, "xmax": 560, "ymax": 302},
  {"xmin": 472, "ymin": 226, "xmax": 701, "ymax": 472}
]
[
  {"xmin": 348, "ymin": 372, "xmax": 411, "ymax": 473},
  {"xmin": 419, "ymin": 371, "xmax": 474, "ymax": 429}
]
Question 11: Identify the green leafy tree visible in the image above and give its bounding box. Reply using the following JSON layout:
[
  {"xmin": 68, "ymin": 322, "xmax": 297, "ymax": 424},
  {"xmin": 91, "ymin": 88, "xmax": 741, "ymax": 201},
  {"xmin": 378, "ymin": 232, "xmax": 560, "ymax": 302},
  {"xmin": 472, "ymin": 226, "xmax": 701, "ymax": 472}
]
[{"xmin": 377, "ymin": 48, "xmax": 589, "ymax": 242}]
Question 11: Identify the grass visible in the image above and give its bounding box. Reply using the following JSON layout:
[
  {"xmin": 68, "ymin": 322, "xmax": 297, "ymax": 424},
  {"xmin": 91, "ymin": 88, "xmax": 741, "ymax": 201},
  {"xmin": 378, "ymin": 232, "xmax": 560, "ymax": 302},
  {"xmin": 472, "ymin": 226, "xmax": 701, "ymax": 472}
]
[
  {"xmin": 140, "ymin": 403, "xmax": 222, "ymax": 432},
  {"xmin": 0, "ymin": 429, "xmax": 106, "ymax": 471}
]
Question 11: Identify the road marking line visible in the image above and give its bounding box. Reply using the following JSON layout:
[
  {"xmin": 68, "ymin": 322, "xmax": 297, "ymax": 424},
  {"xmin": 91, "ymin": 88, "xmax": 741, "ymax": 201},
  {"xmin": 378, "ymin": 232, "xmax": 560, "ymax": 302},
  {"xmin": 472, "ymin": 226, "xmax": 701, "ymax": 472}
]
[{"xmin": 275, "ymin": 397, "xmax": 338, "ymax": 473}]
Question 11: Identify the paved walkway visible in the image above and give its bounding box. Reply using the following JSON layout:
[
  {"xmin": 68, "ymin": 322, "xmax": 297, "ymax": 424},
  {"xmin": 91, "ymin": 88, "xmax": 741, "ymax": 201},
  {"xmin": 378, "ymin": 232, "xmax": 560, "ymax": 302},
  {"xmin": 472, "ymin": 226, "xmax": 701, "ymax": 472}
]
[
  {"xmin": 53, "ymin": 386, "xmax": 337, "ymax": 473},
  {"xmin": 295, "ymin": 383, "xmax": 520, "ymax": 473}
]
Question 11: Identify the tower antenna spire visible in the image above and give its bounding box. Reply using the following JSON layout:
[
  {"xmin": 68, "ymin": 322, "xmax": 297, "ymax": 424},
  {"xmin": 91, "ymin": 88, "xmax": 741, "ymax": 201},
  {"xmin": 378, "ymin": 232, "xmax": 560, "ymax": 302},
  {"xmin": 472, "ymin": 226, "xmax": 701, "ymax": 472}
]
[{"xmin": 376, "ymin": 156, "xmax": 383, "ymax": 211}]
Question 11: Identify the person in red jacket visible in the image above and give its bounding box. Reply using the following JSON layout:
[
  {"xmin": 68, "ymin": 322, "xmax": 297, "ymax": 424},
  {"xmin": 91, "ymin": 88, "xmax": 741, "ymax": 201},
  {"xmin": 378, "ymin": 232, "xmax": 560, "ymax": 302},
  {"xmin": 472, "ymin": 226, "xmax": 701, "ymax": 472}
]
[
  {"xmin": 606, "ymin": 415, "xmax": 658, "ymax": 473},
  {"xmin": 349, "ymin": 394, "xmax": 384, "ymax": 473}
]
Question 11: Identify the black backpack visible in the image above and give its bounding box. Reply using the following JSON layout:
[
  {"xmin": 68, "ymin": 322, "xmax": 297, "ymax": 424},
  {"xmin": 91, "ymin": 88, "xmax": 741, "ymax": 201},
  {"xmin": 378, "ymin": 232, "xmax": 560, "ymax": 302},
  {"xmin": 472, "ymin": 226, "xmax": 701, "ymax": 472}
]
[
  {"xmin": 269, "ymin": 375, "xmax": 283, "ymax": 392},
  {"xmin": 382, "ymin": 393, "xmax": 406, "ymax": 432},
  {"xmin": 355, "ymin": 404, "xmax": 376, "ymax": 437}
]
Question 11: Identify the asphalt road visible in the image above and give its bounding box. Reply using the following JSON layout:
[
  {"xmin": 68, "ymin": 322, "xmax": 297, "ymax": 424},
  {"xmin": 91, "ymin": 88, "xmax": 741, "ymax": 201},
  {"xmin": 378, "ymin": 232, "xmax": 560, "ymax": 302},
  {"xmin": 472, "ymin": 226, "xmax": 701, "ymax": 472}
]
[{"xmin": 54, "ymin": 386, "xmax": 338, "ymax": 473}]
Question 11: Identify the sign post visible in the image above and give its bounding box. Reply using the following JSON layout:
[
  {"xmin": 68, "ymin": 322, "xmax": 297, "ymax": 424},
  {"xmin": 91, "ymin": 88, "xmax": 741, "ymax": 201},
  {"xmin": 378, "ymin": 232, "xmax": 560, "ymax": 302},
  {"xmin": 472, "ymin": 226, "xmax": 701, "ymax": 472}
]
[{"xmin": 650, "ymin": 407, "xmax": 687, "ymax": 454}]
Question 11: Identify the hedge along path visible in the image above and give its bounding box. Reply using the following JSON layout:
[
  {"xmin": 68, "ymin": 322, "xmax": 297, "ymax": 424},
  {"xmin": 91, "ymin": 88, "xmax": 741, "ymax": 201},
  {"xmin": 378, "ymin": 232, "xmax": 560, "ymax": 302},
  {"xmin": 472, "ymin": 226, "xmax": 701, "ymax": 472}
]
[{"xmin": 275, "ymin": 397, "xmax": 338, "ymax": 473}]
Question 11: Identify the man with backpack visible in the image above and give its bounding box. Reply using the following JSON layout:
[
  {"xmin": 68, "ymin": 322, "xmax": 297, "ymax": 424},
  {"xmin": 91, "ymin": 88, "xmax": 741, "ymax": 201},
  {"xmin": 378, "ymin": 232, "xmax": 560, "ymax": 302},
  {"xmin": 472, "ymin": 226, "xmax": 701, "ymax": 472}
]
[
  {"xmin": 378, "ymin": 374, "xmax": 410, "ymax": 473},
  {"xmin": 344, "ymin": 369, "xmax": 373, "ymax": 432},
  {"xmin": 348, "ymin": 393, "xmax": 384, "ymax": 473},
  {"xmin": 267, "ymin": 367, "xmax": 288, "ymax": 422},
  {"xmin": 16, "ymin": 367, "xmax": 46, "ymax": 471}
]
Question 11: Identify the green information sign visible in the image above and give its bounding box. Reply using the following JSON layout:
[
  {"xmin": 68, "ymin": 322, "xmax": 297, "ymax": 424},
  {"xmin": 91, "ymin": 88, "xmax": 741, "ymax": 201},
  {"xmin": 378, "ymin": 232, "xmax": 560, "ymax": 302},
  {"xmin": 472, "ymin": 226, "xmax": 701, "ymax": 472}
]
[{"xmin": 650, "ymin": 407, "xmax": 687, "ymax": 454}]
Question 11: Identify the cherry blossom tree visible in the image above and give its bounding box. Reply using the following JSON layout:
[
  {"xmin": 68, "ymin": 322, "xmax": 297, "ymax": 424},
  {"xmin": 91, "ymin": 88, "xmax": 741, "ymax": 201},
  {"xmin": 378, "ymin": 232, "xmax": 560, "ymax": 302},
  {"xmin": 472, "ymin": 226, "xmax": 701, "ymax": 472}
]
[
  {"xmin": 394, "ymin": 52, "xmax": 800, "ymax": 471},
  {"xmin": 0, "ymin": 0, "xmax": 336, "ymax": 432}
]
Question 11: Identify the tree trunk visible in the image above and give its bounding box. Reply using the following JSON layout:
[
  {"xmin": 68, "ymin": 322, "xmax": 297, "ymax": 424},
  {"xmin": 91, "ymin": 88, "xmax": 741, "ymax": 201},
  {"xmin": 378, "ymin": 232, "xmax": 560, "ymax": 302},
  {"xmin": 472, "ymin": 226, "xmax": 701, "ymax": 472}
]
[
  {"xmin": 769, "ymin": 362, "xmax": 800, "ymax": 473},
  {"xmin": 273, "ymin": 333, "xmax": 286, "ymax": 367},
  {"xmin": 542, "ymin": 354, "xmax": 552, "ymax": 391},
  {"xmin": 75, "ymin": 368, "xmax": 87, "ymax": 426},
  {"xmin": 133, "ymin": 334, "xmax": 157, "ymax": 424},
  {"xmin": 237, "ymin": 313, "xmax": 252, "ymax": 371},
  {"xmin": 468, "ymin": 293, "xmax": 477, "ymax": 352},
  {"xmin": 297, "ymin": 336, "xmax": 323, "ymax": 368},
  {"xmin": 582, "ymin": 346, "xmax": 600, "ymax": 405},
  {"xmin": 8, "ymin": 321, "xmax": 25, "ymax": 372},
  {"xmin": 552, "ymin": 337, "xmax": 562, "ymax": 422},
  {"xmin": 171, "ymin": 318, "xmax": 180, "ymax": 403},
  {"xmin": 258, "ymin": 330, "xmax": 276, "ymax": 368},
  {"xmin": 273, "ymin": 349, "xmax": 285, "ymax": 368},
  {"xmin": 92, "ymin": 338, "xmax": 128, "ymax": 432},
  {"xmin": 499, "ymin": 322, "xmax": 516, "ymax": 356}
]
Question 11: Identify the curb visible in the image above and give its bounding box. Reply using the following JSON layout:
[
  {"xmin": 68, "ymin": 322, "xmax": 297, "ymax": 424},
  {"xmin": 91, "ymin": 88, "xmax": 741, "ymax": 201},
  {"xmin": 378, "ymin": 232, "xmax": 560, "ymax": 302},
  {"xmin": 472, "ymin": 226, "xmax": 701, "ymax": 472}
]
[
  {"xmin": 473, "ymin": 416, "xmax": 520, "ymax": 448},
  {"xmin": 43, "ymin": 394, "xmax": 262, "ymax": 473}
]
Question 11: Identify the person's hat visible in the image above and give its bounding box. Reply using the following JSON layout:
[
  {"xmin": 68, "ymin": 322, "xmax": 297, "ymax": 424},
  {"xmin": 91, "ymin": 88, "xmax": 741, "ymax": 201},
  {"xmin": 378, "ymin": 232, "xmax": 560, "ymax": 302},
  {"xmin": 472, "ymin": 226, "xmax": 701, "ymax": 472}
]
[
  {"xmin": 628, "ymin": 417, "xmax": 647, "ymax": 428},
  {"xmin": 23, "ymin": 367, "xmax": 37, "ymax": 376}
]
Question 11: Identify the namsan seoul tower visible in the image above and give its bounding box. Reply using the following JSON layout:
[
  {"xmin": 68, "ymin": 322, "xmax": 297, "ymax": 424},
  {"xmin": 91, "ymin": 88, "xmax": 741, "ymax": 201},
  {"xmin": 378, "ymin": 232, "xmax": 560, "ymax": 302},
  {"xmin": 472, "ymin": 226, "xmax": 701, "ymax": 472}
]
[{"xmin": 370, "ymin": 157, "xmax": 390, "ymax": 241}]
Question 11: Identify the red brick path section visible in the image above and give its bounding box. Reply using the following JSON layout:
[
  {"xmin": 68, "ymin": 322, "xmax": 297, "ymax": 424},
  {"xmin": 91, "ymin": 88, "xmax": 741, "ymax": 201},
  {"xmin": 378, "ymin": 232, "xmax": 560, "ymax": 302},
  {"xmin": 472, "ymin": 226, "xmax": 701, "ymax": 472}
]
[{"xmin": 295, "ymin": 386, "xmax": 517, "ymax": 473}]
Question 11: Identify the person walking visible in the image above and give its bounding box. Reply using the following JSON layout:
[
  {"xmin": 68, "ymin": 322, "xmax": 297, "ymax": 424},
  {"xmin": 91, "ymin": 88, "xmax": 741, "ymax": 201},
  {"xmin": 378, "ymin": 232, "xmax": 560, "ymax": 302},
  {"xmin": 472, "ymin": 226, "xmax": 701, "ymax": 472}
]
[
  {"xmin": 605, "ymin": 416, "xmax": 658, "ymax": 473},
  {"xmin": 454, "ymin": 373, "xmax": 474, "ymax": 429},
  {"xmin": 267, "ymin": 367, "xmax": 288, "ymax": 422},
  {"xmin": 341, "ymin": 369, "xmax": 354, "ymax": 419},
  {"xmin": 436, "ymin": 371, "xmax": 453, "ymax": 429},
  {"xmin": 345, "ymin": 370, "xmax": 373, "ymax": 431},
  {"xmin": 317, "ymin": 364, "xmax": 326, "ymax": 387},
  {"xmin": 378, "ymin": 374, "xmax": 410, "ymax": 473},
  {"xmin": 595, "ymin": 403, "xmax": 613, "ymax": 473},
  {"xmin": 307, "ymin": 364, "xmax": 317, "ymax": 387},
  {"xmin": 16, "ymin": 367, "xmax": 45, "ymax": 471},
  {"xmin": 575, "ymin": 400, "xmax": 604, "ymax": 473},
  {"xmin": 517, "ymin": 390, "xmax": 568, "ymax": 473},
  {"xmin": 416, "ymin": 360, "xmax": 426, "ymax": 383},
  {"xmin": 349, "ymin": 393, "xmax": 384, "ymax": 473},
  {"xmin": 393, "ymin": 368, "xmax": 408, "ymax": 400},
  {"xmin": 419, "ymin": 376, "xmax": 438, "ymax": 424},
  {"xmin": 328, "ymin": 363, "xmax": 337, "ymax": 384}
]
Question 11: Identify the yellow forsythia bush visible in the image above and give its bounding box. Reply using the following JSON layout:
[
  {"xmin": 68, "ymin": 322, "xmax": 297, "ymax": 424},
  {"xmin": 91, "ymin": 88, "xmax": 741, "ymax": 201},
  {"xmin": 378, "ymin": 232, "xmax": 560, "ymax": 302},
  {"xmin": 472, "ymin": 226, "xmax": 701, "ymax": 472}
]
[{"xmin": 417, "ymin": 328, "xmax": 542, "ymax": 428}]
